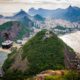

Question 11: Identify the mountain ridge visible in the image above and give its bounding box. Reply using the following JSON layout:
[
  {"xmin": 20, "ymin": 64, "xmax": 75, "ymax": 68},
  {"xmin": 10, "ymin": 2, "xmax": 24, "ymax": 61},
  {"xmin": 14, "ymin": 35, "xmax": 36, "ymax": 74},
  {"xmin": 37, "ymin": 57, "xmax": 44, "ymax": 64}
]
[
  {"xmin": 28, "ymin": 5, "xmax": 80, "ymax": 22},
  {"xmin": 2, "ymin": 30, "xmax": 75, "ymax": 80},
  {"xmin": 34, "ymin": 14, "xmax": 45, "ymax": 21}
]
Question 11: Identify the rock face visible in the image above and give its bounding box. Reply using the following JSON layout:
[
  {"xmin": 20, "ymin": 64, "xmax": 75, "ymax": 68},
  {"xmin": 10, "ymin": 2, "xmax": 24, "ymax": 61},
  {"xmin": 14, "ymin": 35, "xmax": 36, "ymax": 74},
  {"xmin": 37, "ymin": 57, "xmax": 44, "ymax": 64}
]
[
  {"xmin": 3, "ymin": 22, "xmax": 20, "ymax": 40},
  {"xmin": 2, "ymin": 30, "xmax": 75, "ymax": 80},
  {"xmin": 0, "ymin": 22, "xmax": 20, "ymax": 42},
  {"xmin": 0, "ymin": 21, "xmax": 33, "ymax": 45},
  {"xmin": 10, "ymin": 48, "xmax": 29, "ymax": 72}
]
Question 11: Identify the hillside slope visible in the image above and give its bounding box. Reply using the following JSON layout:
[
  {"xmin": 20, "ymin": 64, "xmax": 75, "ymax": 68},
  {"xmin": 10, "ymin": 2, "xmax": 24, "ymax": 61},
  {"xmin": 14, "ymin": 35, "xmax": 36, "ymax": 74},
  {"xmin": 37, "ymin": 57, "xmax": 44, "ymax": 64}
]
[
  {"xmin": 2, "ymin": 30, "xmax": 75, "ymax": 80},
  {"xmin": 0, "ymin": 21, "xmax": 32, "ymax": 45},
  {"xmin": 34, "ymin": 14, "xmax": 45, "ymax": 21}
]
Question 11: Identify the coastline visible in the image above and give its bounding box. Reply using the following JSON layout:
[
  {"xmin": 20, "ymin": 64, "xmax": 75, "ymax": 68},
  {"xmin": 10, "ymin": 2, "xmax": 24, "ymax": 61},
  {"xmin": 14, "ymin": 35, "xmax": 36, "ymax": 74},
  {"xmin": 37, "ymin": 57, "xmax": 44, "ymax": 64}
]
[
  {"xmin": 0, "ymin": 48, "xmax": 10, "ymax": 77},
  {"xmin": 0, "ymin": 47, "xmax": 11, "ymax": 53}
]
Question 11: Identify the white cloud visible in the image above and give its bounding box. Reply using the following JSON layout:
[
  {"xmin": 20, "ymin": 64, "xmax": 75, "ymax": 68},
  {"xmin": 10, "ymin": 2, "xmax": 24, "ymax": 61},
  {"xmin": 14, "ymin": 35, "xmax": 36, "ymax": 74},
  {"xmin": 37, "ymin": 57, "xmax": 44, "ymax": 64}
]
[{"xmin": 0, "ymin": 0, "xmax": 80, "ymax": 15}]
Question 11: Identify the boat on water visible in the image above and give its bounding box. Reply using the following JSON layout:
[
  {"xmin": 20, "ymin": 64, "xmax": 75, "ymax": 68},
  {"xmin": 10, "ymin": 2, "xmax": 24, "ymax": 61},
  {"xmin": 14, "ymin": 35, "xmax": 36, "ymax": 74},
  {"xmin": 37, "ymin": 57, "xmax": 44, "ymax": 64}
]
[{"xmin": 2, "ymin": 40, "xmax": 13, "ymax": 49}]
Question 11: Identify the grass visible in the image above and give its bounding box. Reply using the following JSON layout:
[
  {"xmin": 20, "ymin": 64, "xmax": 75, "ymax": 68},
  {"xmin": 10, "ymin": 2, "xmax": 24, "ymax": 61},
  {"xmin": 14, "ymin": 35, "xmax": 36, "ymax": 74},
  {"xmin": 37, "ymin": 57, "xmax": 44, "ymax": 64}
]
[{"xmin": 45, "ymin": 70, "xmax": 80, "ymax": 80}]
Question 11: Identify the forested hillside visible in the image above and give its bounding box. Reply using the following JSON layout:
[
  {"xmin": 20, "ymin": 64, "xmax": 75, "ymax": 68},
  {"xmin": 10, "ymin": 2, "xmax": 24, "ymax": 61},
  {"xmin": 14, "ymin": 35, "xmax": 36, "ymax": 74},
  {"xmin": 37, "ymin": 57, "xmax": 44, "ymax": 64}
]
[{"xmin": 2, "ymin": 30, "xmax": 75, "ymax": 80}]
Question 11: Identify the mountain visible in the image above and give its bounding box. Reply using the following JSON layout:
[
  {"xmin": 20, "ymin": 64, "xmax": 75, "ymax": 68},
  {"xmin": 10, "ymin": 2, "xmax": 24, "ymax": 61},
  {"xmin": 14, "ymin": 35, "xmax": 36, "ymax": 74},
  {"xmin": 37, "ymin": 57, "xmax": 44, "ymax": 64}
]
[
  {"xmin": 17, "ymin": 15, "xmax": 34, "ymax": 27},
  {"xmin": 13, "ymin": 9, "xmax": 30, "ymax": 18},
  {"xmin": 28, "ymin": 6, "xmax": 80, "ymax": 22},
  {"xmin": 2, "ymin": 30, "xmax": 75, "ymax": 80},
  {"xmin": 0, "ymin": 15, "xmax": 3, "ymax": 18},
  {"xmin": 0, "ymin": 10, "xmax": 31, "ymax": 20},
  {"xmin": 3, "ymin": 10, "xmax": 31, "ymax": 20},
  {"xmin": 0, "ymin": 10, "xmax": 35, "ymax": 46},
  {"xmin": 34, "ymin": 14, "xmax": 45, "ymax": 21},
  {"xmin": 29, "ymin": 8, "xmax": 54, "ymax": 17},
  {"xmin": 14, "ymin": 10, "xmax": 34, "ymax": 27},
  {"xmin": 0, "ymin": 21, "xmax": 32, "ymax": 45},
  {"xmin": 64, "ymin": 5, "xmax": 80, "ymax": 21}
]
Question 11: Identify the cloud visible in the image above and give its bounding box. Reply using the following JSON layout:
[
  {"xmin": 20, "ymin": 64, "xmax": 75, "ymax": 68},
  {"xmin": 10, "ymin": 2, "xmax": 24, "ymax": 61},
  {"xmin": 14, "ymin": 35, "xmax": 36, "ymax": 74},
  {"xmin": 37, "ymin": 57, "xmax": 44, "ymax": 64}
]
[
  {"xmin": 0, "ymin": 0, "xmax": 80, "ymax": 15},
  {"xmin": 0, "ymin": 0, "xmax": 10, "ymax": 1},
  {"xmin": 0, "ymin": 0, "xmax": 70, "ymax": 3}
]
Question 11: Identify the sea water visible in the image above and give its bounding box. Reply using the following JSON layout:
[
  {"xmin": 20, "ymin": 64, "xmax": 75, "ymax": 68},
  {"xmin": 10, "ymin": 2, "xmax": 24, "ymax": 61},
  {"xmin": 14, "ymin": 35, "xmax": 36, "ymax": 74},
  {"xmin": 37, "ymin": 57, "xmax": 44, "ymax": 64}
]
[{"xmin": 0, "ymin": 51, "xmax": 8, "ymax": 68}]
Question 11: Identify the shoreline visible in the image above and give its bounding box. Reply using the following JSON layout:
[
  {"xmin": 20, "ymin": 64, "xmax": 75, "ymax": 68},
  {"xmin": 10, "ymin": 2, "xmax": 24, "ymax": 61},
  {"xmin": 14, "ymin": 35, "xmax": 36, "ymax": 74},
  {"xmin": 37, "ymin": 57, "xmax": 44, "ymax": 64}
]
[
  {"xmin": 0, "ymin": 48, "xmax": 11, "ymax": 77},
  {"xmin": 0, "ymin": 47, "xmax": 11, "ymax": 53}
]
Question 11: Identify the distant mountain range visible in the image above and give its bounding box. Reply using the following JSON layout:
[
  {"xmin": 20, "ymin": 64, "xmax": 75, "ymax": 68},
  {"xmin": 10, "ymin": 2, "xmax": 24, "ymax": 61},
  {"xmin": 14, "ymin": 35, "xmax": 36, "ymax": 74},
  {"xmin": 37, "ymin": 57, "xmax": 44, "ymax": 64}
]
[
  {"xmin": 14, "ymin": 10, "xmax": 29, "ymax": 18},
  {"xmin": 1, "ymin": 5, "xmax": 80, "ymax": 22},
  {"xmin": 0, "ymin": 6, "xmax": 80, "ymax": 45},
  {"xmin": 34, "ymin": 14, "xmax": 45, "ymax": 21},
  {"xmin": 0, "ymin": 5, "xmax": 80, "ymax": 22},
  {"xmin": 0, "ymin": 9, "xmax": 45, "ymax": 22},
  {"xmin": 28, "ymin": 5, "xmax": 80, "ymax": 22},
  {"xmin": 14, "ymin": 10, "xmax": 34, "ymax": 27}
]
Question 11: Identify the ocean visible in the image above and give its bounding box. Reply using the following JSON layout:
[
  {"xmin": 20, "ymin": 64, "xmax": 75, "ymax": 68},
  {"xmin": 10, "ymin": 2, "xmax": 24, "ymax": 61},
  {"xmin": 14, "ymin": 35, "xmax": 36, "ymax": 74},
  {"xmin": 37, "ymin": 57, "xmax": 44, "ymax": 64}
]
[{"xmin": 0, "ymin": 51, "xmax": 8, "ymax": 68}]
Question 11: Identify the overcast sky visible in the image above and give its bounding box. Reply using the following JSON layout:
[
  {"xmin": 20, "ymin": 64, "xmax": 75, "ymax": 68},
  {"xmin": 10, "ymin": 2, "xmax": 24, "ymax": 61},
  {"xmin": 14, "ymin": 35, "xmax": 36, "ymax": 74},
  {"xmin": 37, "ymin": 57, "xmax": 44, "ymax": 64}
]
[{"xmin": 0, "ymin": 0, "xmax": 80, "ymax": 16}]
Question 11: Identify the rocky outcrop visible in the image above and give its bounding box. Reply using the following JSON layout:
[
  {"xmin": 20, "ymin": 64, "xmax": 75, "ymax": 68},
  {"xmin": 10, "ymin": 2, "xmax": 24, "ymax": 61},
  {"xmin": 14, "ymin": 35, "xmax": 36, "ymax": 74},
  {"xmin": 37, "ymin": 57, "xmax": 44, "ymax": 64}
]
[
  {"xmin": 10, "ymin": 48, "xmax": 29, "ymax": 72},
  {"xmin": 0, "ymin": 22, "xmax": 20, "ymax": 40}
]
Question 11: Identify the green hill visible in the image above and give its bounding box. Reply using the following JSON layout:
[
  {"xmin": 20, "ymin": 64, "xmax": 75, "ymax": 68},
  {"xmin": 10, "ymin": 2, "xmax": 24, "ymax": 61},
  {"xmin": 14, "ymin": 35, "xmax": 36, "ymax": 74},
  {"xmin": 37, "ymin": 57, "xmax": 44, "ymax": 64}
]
[
  {"xmin": 0, "ymin": 21, "xmax": 12, "ymax": 31},
  {"xmin": 34, "ymin": 14, "xmax": 45, "ymax": 21},
  {"xmin": 2, "ymin": 30, "xmax": 75, "ymax": 80},
  {"xmin": 0, "ymin": 21, "xmax": 12, "ymax": 45},
  {"xmin": 0, "ymin": 21, "xmax": 32, "ymax": 45}
]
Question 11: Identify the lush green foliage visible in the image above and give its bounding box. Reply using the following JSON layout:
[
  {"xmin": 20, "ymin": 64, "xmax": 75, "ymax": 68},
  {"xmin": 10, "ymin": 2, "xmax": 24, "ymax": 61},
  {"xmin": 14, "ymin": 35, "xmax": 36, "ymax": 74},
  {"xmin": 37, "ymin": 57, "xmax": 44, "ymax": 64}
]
[
  {"xmin": 0, "ymin": 21, "xmax": 12, "ymax": 45},
  {"xmin": 63, "ymin": 70, "xmax": 80, "ymax": 80},
  {"xmin": 0, "ymin": 21, "xmax": 12, "ymax": 31},
  {"xmin": 15, "ymin": 23, "xmax": 30, "ymax": 40},
  {"xmin": 22, "ymin": 30, "xmax": 65, "ymax": 74},
  {"xmin": 45, "ymin": 75, "xmax": 63, "ymax": 80},
  {"xmin": 3, "ymin": 48, "xmax": 17, "ymax": 71},
  {"xmin": 45, "ymin": 70, "xmax": 80, "ymax": 80},
  {"xmin": 0, "ymin": 21, "xmax": 31, "ymax": 45},
  {"xmin": 2, "ymin": 30, "xmax": 75, "ymax": 80}
]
